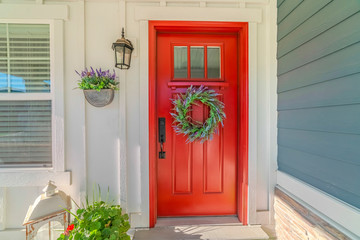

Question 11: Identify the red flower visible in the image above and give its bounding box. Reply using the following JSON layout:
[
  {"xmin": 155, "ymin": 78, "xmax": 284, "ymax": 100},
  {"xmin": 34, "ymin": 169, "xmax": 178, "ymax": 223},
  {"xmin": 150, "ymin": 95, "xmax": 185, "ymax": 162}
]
[
  {"xmin": 67, "ymin": 224, "xmax": 75, "ymax": 231},
  {"xmin": 64, "ymin": 224, "xmax": 75, "ymax": 235}
]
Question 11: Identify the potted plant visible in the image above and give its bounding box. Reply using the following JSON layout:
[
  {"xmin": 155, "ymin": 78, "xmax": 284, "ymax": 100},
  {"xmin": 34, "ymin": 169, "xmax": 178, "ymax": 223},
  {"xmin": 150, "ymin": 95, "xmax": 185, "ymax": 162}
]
[
  {"xmin": 76, "ymin": 67, "xmax": 119, "ymax": 107},
  {"xmin": 58, "ymin": 187, "xmax": 131, "ymax": 240}
]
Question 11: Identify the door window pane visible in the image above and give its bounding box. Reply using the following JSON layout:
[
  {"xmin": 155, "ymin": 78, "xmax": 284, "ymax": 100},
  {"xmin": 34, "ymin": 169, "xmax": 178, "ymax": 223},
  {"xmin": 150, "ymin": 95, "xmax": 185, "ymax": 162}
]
[
  {"xmin": 174, "ymin": 46, "xmax": 187, "ymax": 79},
  {"xmin": 207, "ymin": 47, "xmax": 221, "ymax": 79},
  {"xmin": 190, "ymin": 46, "xmax": 204, "ymax": 78}
]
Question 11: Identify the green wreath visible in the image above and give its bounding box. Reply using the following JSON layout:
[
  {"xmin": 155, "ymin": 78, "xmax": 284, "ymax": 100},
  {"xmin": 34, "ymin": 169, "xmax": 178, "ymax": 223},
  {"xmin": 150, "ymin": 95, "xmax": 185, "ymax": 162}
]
[{"xmin": 170, "ymin": 85, "xmax": 226, "ymax": 143}]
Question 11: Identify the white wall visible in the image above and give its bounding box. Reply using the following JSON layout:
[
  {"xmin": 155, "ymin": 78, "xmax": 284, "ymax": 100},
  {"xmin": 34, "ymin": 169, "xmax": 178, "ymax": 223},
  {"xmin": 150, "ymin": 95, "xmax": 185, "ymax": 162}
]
[
  {"xmin": 0, "ymin": 0, "xmax": 278, "ymax": 237},
  {"xmin": 84, "ymin": 0, "xmax": 122, "ymax": 202}
]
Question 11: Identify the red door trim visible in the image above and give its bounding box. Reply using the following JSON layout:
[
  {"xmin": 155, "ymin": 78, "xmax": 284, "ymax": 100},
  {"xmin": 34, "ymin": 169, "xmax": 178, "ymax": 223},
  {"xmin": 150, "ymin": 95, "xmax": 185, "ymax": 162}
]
[{"xmin": 149, "ymin": 21, "xmax": 248, "ymax": 227}]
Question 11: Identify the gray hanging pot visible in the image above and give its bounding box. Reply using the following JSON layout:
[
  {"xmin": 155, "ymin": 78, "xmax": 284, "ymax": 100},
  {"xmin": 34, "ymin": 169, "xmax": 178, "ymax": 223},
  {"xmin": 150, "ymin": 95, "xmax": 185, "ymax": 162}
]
[{"xmin": 83, "ymin": 89, "xmax": 114, "ymax": 107}]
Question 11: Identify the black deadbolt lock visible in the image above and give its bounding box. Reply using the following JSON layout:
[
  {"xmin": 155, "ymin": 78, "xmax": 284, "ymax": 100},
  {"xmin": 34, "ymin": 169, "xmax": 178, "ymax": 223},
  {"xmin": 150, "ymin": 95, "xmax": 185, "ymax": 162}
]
[{"xmin": 158, "ymin": 118, "xmax": 166, "ymax": 159}]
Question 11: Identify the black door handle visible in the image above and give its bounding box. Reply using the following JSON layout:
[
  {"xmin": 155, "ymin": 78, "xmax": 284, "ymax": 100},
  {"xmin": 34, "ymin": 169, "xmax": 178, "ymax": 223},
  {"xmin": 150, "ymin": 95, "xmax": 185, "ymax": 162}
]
[{"xmin": 159, "ymin": 118, "xmax": 166, "ymax": 159}]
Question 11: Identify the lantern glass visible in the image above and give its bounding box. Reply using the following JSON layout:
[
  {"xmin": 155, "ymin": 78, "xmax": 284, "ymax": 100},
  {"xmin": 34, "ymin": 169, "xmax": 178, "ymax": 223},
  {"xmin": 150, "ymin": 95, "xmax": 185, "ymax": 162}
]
[
  {"xmin": 35, "ymin": 221, "xmax": 64, "ymax": 240},
  {"xmin": 124, "ymin": 47, "xmax": 132, "ymax": 66},
  {"xmin": 115, "ymin": 46, "xmax": 125, "ymax": 65},
  {"xmin": 114, "ymin": 44, "xmax": 132, "ymax": 69}
]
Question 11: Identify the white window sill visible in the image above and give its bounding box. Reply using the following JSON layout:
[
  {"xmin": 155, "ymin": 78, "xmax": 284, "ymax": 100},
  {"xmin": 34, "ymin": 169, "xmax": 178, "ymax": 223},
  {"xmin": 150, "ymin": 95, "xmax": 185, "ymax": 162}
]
[{"xmin": 0, "ymin": 170, "xmax": 71, "ymax": 187}]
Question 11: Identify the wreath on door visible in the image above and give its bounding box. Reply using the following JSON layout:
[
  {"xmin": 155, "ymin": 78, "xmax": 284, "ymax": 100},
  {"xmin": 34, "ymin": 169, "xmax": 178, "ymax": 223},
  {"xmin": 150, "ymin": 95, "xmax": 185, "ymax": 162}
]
[{"xmin": 170, "ymin": 85, "xmax": 226, "ymax": 143}]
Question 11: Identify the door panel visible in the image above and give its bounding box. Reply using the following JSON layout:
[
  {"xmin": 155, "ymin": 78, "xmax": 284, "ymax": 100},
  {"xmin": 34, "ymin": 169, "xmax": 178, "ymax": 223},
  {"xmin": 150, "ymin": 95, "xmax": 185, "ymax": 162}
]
[
  {"xmin": 204, "ymin": 125, "xmax": 224, "ymax": 193},
  {"xmin": 156, "ymin": 33, "xmax": 238, "ymax": 216}
]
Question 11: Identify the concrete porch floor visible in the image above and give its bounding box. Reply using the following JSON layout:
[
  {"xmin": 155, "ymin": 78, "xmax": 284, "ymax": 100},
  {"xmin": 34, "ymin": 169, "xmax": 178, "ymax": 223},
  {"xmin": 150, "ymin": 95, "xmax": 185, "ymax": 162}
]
[{"xmin": 133, "ymin": 217, "xmax": 271, "ymax": 240}]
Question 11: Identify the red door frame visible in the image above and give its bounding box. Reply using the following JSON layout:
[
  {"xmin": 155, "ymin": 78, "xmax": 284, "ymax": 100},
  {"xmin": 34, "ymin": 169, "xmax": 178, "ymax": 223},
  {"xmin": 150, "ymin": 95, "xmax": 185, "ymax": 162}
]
[{"xmin": 149, "ymin": 21, "xmax": 249, "ymax": 227}]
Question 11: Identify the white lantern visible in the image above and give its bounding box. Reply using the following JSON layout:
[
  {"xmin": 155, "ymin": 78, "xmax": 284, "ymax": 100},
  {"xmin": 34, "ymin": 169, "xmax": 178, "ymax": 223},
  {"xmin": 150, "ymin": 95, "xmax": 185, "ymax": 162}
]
[{"xmin": 23, "ymin": 181, "xmax": 71, "ymax": 240}]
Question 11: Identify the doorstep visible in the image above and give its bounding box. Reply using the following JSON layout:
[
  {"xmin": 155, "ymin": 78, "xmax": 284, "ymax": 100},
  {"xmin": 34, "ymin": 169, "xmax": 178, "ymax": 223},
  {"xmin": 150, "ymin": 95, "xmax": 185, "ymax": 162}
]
[{"xmin": 133, "ymin": 217, "xmax": 270, "ymax": 240}]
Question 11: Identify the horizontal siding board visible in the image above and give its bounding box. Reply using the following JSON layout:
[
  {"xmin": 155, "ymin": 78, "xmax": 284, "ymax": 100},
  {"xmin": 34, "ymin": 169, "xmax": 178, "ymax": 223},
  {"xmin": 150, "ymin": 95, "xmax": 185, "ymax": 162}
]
[
  {"xmin": 277, "ymin": 0, "xmax": 303, "ymax": 24},
  {"xmin": 278, "ymin": 0, "xmax": 360, "ymax": 58},
  {"xmin": 278, "ymin": 42, "xmax": 360, "ymax": 92},
  {"xmin": 278, "ymin": 129, "xmax": 360, "ymax": 166},
  {"xmin": 277, "ymin": 0, "xmax": 285, "ymax": 7},
  {"xmin": 278, "ymin": 73, "xmax": 360, "ymax": 110},
  {"xmin": 278, "ymin": 104, "xmax": 360, "ymax": 135},
  {"xmin": 278, "ymin": 146, "xmax": 360, "ymax": 196},
  {"xmin": 278, "ymin": 12, "xmax": 360, "ymax": 75},
  {"xmin": 278, "ymin": 155, "xmax": 360, "ymax": 210},
  {"xmin": 278, "ymin": 0, "xmax": 331, "ymax": 41}
]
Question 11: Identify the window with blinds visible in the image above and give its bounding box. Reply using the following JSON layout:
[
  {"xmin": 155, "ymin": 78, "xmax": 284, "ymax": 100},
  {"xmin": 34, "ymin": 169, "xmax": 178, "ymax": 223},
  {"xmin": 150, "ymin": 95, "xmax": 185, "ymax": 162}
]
[
  {"xmin": 0, "ymin": 101, "xmax": 52, "ymax": 167},
  {"xmin": 0, "ymin": 23, "xmax": 52, "ymax": 168},
  {"xmin": 0, "ymin": 24, "xmax": 50, "ymax": 93}
]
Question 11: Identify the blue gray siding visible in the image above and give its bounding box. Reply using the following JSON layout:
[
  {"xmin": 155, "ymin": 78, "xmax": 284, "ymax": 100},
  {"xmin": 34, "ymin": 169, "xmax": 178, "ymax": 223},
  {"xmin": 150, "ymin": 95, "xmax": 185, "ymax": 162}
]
[{"xmin": 277, "ymin": 0, "xmax": 360, "ymax": 209}]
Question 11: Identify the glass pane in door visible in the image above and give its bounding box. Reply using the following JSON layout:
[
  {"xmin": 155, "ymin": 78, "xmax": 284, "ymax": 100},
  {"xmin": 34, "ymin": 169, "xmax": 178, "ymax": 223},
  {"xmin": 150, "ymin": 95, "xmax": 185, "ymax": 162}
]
[
  {"xmin": 190, "ymin": 46, "xmax": 204, "ymax": 78},
  {"xmin": 174, "ymin": 46, "xmax": 188, "ymax": 78},
  {"xmin": 207, "ymin": 47, "xmax": 221, "ymax": 79}
]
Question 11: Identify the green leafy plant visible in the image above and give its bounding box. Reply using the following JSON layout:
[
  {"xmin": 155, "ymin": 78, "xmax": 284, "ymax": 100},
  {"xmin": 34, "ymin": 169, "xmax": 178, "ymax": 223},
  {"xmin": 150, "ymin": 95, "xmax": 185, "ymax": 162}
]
[
  {"xmin": 58, "ymin": 186, "xmax": 130, "ymax": 240},
  {"xmin": 76, "ymin": 67, "xmax": 119, "ymax": 91}
]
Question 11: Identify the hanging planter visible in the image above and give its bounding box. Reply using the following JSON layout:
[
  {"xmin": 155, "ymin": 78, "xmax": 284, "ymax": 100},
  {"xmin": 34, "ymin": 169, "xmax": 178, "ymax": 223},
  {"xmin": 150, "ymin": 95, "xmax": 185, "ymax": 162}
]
[
  {"xmin": 83, "ymin": 89, "xmax": 114, "ymax": 107},
  {"xmin": 76, "ymin": 67, "xmax": 119, "ymax": 108}
]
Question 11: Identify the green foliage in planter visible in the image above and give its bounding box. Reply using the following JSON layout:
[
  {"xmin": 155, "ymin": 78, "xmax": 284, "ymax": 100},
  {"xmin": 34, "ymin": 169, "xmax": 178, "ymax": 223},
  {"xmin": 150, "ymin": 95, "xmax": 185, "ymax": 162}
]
[
  {"xmin": 58, "ymin": 186, "xmax": 130, "ymax": 240},
  {"xmin": 76, "ymin": 67, "xmax": 119, "ymax": 91}
]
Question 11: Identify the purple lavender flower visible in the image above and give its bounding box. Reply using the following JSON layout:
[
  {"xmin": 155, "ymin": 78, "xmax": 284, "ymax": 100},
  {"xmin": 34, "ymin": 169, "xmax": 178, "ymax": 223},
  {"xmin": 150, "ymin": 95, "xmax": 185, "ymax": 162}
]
[
  {"xmin": 76, "ymin": 67, "xmax": 118, "ymax": 90},
  {"xmin": 90, "ymin": 67, "xmax": 96, "ymax": 76},
  {"xmin": 76, "ymin": 67, "xmax": 117, "ymax": 79},
  {"xmin": 96, "ymin": 68, "xmax": 101, "ymax": 77}
]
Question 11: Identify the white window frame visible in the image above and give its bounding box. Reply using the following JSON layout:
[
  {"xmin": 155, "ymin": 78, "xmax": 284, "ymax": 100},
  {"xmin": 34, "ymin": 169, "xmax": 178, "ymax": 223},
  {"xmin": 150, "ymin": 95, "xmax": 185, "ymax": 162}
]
[{"xmin": 0, "ymin": 18, "xmax": 68, "ymax": 186}]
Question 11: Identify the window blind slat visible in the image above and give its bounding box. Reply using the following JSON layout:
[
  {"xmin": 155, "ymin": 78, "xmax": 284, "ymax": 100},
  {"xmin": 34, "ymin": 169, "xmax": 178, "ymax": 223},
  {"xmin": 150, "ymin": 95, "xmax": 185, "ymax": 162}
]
[
  {"xmin": 0, "ymin": 127, "xmax": 51, "ymax": 132},
  {"xmin": 0, "ymin": 24, "xmax": 6, "ymax": 58},
  {"xmin": 0, "ymin": 142, "xmax": 51, "ymax": 147},
  {"xmin": 0, "ymin": 147, "xmax": 50, "ymax": 153},
  {"xmin": 0, "ymin": 112, "xmax": 50, "ymax": 116},
  {"xmin": 0, "ymin": 100, "xmax": 52, "ymax": 167},
  {"xmin": 0, "ymin": 154, "xmax": 52, "ymax": 159},
  {"xmin": 0, "ymin": 158, "xmax": 51, "ymax": 165}
]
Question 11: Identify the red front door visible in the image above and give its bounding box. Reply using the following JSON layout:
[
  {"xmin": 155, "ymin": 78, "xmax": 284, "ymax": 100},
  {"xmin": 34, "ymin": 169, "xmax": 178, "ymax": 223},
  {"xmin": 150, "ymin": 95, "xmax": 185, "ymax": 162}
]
[{"xmin": 156, "ymin": 32, "xmax": 238, "ymax": 216}]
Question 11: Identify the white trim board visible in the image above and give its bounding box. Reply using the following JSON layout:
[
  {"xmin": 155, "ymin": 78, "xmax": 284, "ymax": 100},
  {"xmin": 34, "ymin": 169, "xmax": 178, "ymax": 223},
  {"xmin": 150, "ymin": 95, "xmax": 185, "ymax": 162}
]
[
  {"xmin": 0, "ymin": 188, "xmax": 6, "ymax": 230},
  {"xmin": 134, "ymin": 6, "xmax": 262, "ymax": 22},
  {"xmin": 248, "ymin": 21, "xmax": 258, "ymax": 225},
  {"xmin": 52, "ymin": 19, "xmax": 65, "ymax": 172},
  {"xmin": 277, "ymin": 171, "xmax": 360, "ymax": 238},
  {"xmin": 138, "ymin": 21, "xmax": 261, "ymax": 227},
  {"xmin": 131, "ymin": 2, "xmax": 280, "ymax": 228},
  {"xmin": 0, "ymin": 4, "xmax": 68, "ymax": 20},
  {"xmin": 0, "ymin": 172, "xmax": 70, "ymax": 187},
  {"xmin": 0, "ymin": 19, "xmax": 67, "ymax": 186},
  {"xmin": 139, "ymin": 19, "xmax": 150, "ymax": 227}
]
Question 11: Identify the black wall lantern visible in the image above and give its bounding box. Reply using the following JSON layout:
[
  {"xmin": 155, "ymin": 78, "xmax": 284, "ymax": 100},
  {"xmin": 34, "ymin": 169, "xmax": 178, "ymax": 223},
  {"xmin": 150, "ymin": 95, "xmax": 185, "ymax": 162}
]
[{"xmin": 112, "ymin": 28, "xmax": 133, "ymax": 69}]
